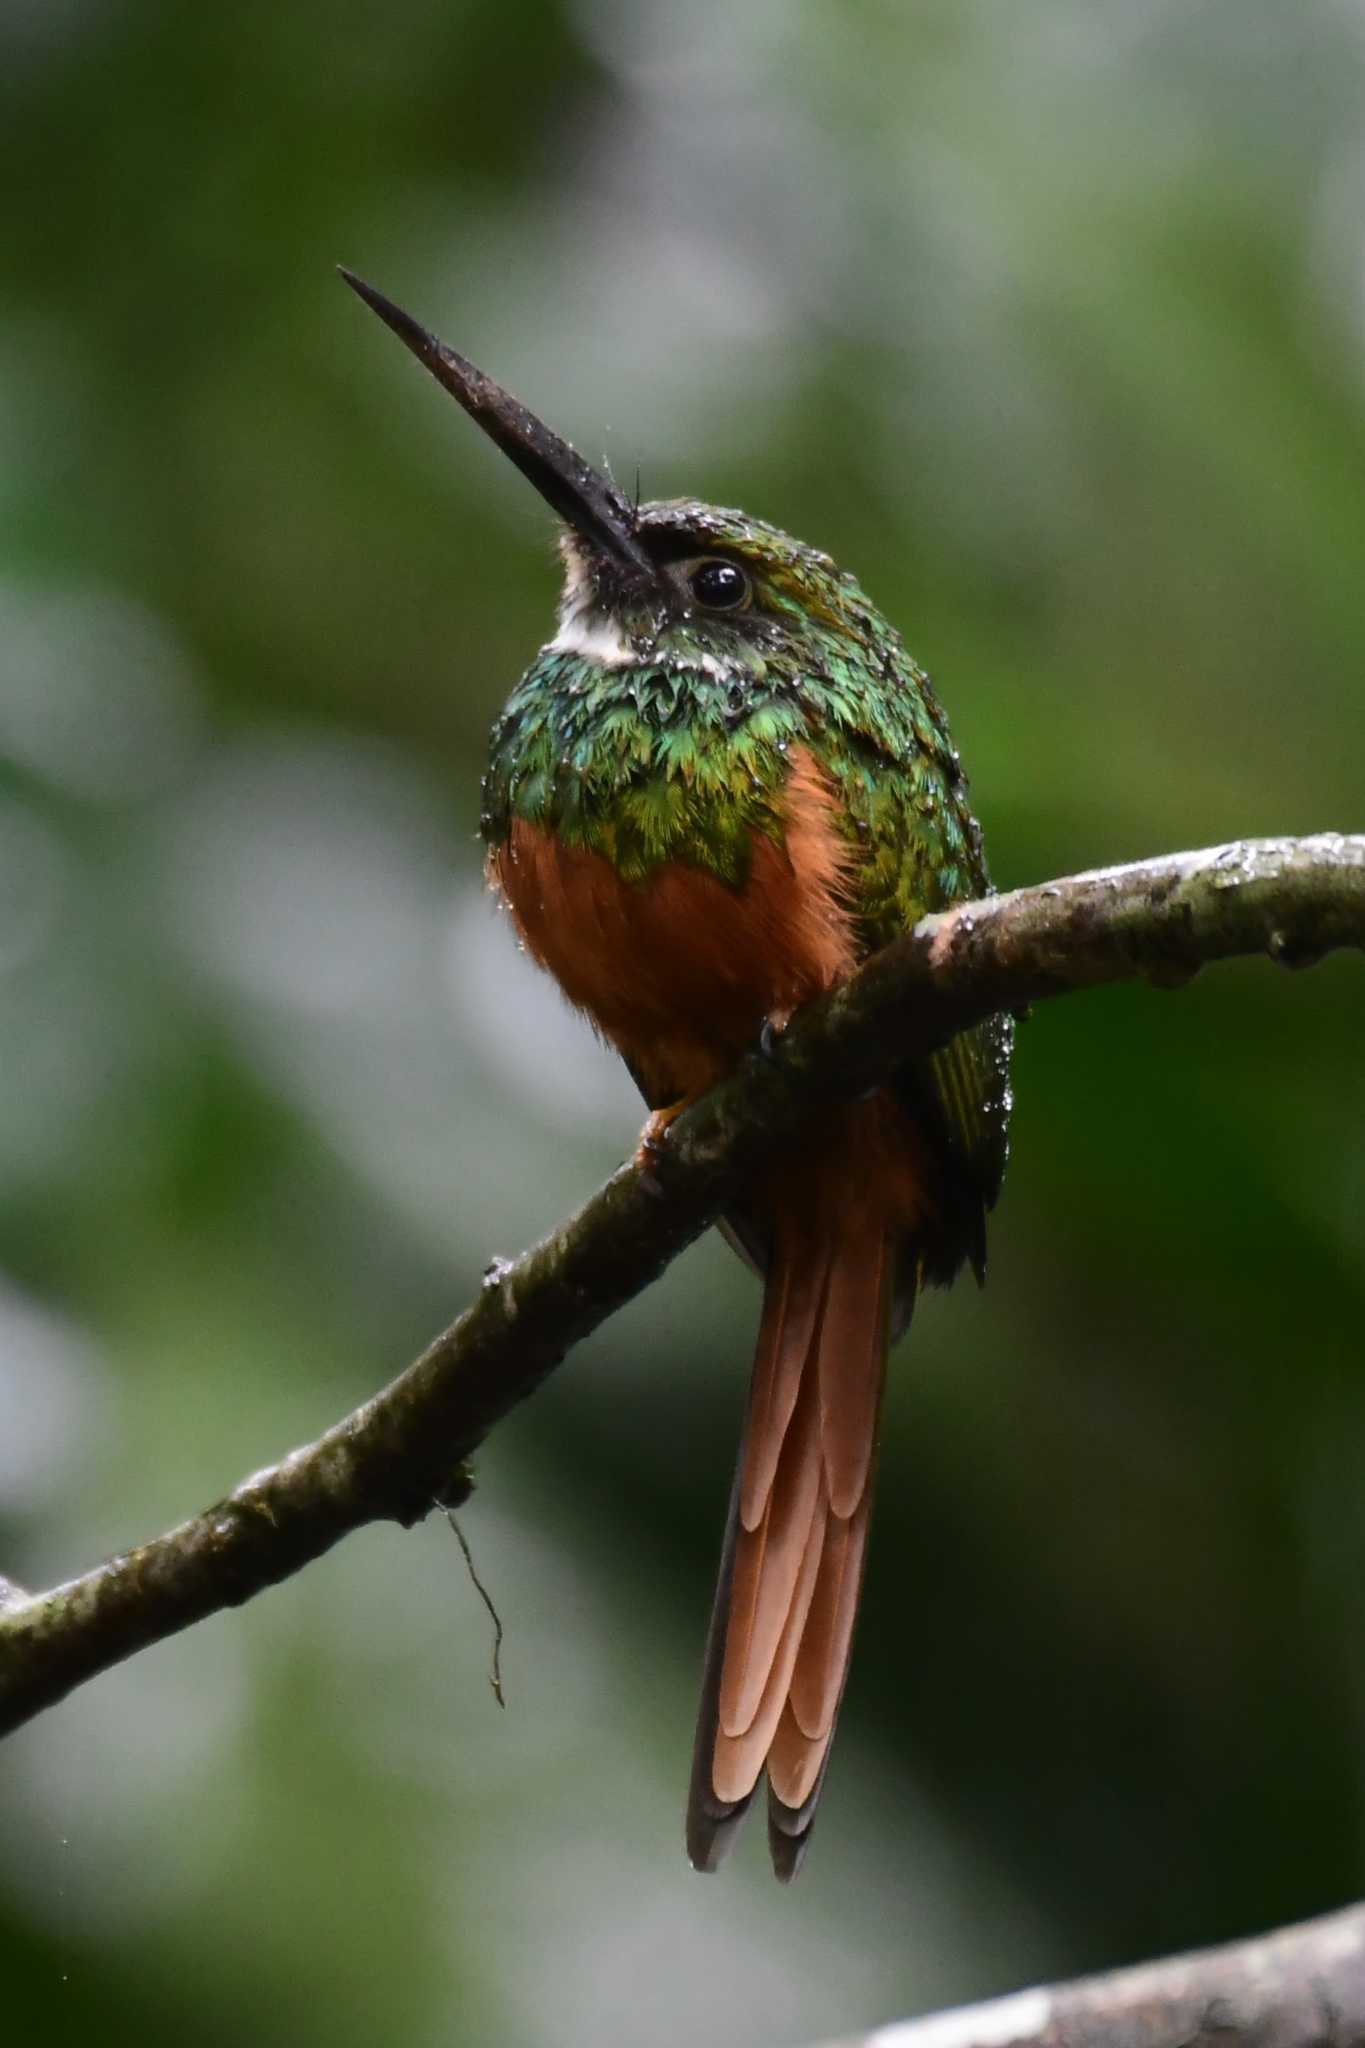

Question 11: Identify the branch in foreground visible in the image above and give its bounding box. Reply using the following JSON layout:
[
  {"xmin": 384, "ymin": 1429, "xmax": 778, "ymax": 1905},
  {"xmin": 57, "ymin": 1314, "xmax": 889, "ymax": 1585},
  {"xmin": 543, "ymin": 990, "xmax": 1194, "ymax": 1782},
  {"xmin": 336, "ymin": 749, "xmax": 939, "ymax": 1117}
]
[
  {"xmin": 817, "ymin": 1897, "xmax": 1365, "ymax": 2048},
  {"xmin": 1, "ymin": 832, "xmax": 1361, "ymax": 1737}
]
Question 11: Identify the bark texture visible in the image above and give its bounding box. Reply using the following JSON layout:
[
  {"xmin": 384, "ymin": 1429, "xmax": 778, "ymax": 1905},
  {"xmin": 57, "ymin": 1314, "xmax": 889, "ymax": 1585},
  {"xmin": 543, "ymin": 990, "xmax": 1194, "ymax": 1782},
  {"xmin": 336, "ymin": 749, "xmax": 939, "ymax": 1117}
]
[{"xmin": 819, "ymin": 1899, "xmax": 1365, "ymax": 2048}]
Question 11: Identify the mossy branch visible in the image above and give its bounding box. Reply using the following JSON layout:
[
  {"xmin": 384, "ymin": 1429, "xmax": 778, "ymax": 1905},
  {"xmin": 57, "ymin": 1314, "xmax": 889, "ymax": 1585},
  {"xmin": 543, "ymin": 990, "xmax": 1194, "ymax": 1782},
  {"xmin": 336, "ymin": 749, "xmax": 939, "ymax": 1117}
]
[{"xmin": 1, "ymin": 832, "xmax": 1361, "ymax": 1738}]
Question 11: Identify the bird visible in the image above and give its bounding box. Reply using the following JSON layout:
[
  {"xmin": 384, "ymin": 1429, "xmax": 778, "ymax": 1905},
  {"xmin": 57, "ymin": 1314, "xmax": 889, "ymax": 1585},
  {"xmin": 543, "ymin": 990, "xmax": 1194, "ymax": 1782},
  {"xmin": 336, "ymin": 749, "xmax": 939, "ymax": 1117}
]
[{"xmin": 341, "ymin": 268, "xmax": 1013, "ymax": 1881}]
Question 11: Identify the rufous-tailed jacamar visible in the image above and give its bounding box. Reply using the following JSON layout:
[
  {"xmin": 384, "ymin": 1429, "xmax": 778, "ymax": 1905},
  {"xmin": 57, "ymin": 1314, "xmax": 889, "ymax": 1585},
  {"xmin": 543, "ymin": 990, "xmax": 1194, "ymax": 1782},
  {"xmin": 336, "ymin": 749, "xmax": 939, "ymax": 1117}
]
[{"xmin": 342, "ymin": 269, "xmax": 1012, "ymax": 1881}]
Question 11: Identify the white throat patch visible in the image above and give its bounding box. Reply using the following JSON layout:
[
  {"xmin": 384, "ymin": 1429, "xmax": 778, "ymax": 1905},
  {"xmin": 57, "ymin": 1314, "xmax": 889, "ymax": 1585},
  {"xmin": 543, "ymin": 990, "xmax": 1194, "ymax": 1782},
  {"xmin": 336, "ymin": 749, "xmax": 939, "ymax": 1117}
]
[
  {"xmin": 545, "ymin": 605, "xmax": 740, "ymax": 682},
  {"xmin": 548, "ymin": 535, "xmax": 742, "ymax": 679},
  {"xmin": 545, "ymin": 609, "xmax": 637, "ymax": 667}
]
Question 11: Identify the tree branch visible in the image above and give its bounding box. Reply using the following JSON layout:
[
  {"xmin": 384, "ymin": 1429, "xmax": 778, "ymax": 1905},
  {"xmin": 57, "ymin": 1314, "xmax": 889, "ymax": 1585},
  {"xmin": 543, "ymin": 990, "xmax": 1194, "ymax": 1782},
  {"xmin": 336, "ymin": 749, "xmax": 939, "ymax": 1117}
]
[
  {"xmin": 814, "ymin": 1897, "xmax": 1365, "ymax": 2048},
  {"xmin": 1, "ymin": 833, "xmax": 1361, "ymax": 1737}
]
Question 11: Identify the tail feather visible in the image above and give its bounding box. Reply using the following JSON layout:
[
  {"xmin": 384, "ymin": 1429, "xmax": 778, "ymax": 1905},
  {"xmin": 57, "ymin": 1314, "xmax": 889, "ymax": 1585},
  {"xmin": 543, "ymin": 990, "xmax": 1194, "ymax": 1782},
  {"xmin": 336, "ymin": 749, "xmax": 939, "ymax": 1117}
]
[
  {"xmin": 768, "ymin": 1444, "xmax": 875, "ymax": 1819},
  {"xmin": 686, "ymin": 1188, "xmax": 901, "ymax": 1879},
  {"xmin": 718, "ymin": 1361, "xmax": 825, "ymax": 1738},
  {"xmin": 788, "ymin": 1486, "xmax": 869, "ymax": 1742},
  {"xmin": 817, "ymin": 1231, "xmax": 889, "ymax": 1517},
  {"xmin": 685, "ymin": 1469, "xmax": 751, "ymax": 1873},
  {"xmin": 740, "ymin": 1232, "xmax": 824, "ymax": 1527},
  {"xmin": 765, "ymin": 1730, "xmax": 831, "ymax": 1882},
  {"xmin": 713, "ymin": 1483, "xmax": 825, "ymax": 1801}
]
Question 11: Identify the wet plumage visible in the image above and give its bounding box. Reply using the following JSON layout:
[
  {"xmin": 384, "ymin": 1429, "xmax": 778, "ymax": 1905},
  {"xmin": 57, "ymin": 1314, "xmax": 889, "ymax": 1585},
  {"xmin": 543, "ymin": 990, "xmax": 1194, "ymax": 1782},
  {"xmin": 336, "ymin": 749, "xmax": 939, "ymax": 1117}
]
[{"xmin": 343, "ymin": 273, "xmax": 1012, "ymax": 1880}]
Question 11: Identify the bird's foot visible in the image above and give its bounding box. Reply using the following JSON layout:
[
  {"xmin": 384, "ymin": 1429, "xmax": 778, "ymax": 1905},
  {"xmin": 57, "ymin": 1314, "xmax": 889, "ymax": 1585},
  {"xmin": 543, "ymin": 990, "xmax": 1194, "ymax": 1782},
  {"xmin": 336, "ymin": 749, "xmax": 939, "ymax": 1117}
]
[{"xmin": 634, "ymin": 1096, "xmax": 696, "ymax": 1182}]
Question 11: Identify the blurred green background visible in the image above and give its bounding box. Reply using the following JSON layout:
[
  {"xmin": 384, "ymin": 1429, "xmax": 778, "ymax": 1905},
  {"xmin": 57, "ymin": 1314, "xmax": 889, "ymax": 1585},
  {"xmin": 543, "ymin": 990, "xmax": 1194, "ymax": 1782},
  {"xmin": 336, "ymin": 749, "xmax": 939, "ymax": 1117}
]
[{"xmin": 2, "ymin": 3, "xmax": 1363, "ymax": 2044}]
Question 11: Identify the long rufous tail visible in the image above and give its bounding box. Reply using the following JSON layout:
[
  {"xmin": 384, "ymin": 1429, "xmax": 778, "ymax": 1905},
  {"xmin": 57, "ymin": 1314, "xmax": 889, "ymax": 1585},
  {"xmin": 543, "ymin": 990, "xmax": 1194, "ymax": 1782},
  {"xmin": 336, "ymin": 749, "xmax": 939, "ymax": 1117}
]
[{"xmin": 686, "ymin": 1179, "xmax": 902, "ymax": 1880}]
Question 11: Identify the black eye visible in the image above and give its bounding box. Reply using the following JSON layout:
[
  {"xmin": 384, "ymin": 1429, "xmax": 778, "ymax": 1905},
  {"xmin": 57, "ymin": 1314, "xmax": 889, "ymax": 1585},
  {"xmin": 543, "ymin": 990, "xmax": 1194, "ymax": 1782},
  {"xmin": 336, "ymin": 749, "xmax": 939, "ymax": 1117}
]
[{"xmin": 689, "ymin": 559, "xmax": 749, "ymax": 610}]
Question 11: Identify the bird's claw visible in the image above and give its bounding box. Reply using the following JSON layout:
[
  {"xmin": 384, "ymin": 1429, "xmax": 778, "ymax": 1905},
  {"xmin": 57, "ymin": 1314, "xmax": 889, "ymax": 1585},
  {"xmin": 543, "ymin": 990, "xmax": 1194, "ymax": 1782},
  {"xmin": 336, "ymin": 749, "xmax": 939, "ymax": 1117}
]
[{"xmin": 634, "ymin": 1101, "xmax": 690, "ymax": 1186}]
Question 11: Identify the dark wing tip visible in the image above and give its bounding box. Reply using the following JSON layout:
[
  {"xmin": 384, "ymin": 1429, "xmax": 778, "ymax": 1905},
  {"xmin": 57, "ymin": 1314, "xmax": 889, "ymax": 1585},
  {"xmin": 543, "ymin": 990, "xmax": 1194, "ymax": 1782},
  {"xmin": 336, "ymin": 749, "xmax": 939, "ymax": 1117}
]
[
  {"xmin": 686, "ymin": 1465, "xmax": 757, "ymax": 1873},
  {"xmin": 686, "ymin": 1792, "xmax": 752, "ymax": 1874},
  {"xmin": 768, "ymin": 1819, "xmax": 812, "ymax": 1884},
  {"xmin": 767, "ymin": 1774, "xmax": 825, "ymax": 1883}
]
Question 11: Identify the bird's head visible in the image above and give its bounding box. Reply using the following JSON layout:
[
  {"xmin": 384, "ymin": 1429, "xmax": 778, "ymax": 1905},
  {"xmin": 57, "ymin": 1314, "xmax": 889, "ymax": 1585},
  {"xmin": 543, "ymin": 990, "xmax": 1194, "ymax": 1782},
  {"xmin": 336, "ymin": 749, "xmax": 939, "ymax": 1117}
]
[{"xmin": 340, "ymin": 270, "xmax": 890, "ymax": 683}]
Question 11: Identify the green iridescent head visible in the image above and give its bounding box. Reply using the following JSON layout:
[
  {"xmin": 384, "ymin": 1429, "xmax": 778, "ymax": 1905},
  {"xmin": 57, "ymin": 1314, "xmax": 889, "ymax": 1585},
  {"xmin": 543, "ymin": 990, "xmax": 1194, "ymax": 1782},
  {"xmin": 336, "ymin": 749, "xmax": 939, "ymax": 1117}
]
[
  {"xmin": 549, "ymin": 496, "xmax": 901, "ymax": 685},
  {"xmin": 340, "ymin": 267, "xmax": 977, "ymax": 889}
]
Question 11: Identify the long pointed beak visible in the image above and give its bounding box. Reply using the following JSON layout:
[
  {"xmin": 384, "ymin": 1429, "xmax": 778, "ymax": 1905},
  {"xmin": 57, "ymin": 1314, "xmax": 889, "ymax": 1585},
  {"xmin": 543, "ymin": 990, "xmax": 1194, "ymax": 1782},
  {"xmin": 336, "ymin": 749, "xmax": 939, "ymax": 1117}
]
[{"xmin": 339, "ymin": 267, "xmax": 653, "ymax": 576}]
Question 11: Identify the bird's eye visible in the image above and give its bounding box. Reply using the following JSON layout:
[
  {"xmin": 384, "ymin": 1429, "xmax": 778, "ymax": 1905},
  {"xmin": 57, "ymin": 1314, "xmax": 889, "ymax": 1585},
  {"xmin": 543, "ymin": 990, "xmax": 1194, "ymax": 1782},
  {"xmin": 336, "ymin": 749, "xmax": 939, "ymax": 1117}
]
[{"xmin": 688, "ymin": 559, "xmax": 750, "ymax": 611}]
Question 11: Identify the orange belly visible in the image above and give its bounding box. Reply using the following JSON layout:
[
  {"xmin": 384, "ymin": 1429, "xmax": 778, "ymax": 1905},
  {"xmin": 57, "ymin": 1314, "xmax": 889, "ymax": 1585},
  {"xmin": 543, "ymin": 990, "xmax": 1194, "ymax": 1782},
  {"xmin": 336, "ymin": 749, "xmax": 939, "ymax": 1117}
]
[
  {"xmin": 488, "ymin": 747, "xmax": 859, "ymax": 1104},
  {"xmin": 488, "ymin": 746, "xmax": 939, "ymax": 1243}
]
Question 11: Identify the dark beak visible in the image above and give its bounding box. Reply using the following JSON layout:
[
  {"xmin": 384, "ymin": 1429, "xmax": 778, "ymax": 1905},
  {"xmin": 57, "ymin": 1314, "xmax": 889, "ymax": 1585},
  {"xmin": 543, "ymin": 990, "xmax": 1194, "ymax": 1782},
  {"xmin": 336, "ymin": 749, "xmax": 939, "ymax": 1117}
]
[{"xmin": 339, "ymin": 267, "xmax": 653, "ymax": 576}]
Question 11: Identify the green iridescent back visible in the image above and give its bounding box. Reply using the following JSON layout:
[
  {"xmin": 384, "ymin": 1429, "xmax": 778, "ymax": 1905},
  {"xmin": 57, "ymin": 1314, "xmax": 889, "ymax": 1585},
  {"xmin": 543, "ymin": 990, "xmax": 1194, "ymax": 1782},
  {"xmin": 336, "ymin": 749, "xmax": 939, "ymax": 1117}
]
[{"xmin": 482, "ymin": 498, "xmax": 1012, "ymax": 1282}]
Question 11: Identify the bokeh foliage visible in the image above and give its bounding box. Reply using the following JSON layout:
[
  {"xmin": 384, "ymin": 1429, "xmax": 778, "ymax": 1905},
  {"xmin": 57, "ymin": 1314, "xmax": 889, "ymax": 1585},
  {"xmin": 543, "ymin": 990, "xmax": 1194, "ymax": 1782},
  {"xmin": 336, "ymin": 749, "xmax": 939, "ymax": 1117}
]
[{"xmin": 2, "ymin": 3, "xmax": 1363, "ymax": 2044}]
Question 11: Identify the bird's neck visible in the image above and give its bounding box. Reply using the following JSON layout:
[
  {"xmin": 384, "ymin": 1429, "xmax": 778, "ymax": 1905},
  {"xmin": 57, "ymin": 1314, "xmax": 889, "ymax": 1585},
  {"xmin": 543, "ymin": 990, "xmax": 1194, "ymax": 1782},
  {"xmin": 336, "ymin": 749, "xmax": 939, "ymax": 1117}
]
[{"xmin": 481, "ymin": 642, "xmax": 810, "ymax": 887}]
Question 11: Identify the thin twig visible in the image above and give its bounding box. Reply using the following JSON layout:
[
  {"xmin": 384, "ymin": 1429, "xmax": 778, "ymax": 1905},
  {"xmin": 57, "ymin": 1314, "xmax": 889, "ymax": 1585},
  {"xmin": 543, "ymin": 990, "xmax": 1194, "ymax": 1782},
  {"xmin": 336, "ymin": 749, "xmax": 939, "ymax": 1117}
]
[{"xmin": 443, "ymin": 1508, "xmax": 505, "ymax": 1709}]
